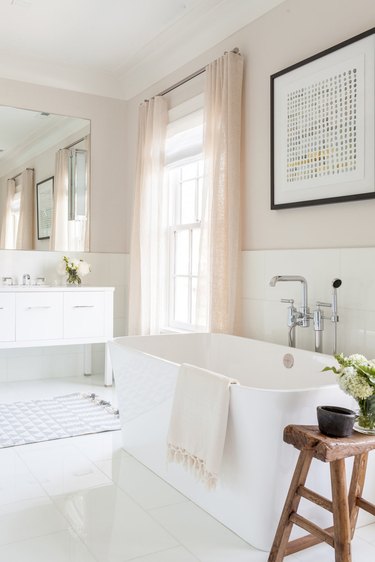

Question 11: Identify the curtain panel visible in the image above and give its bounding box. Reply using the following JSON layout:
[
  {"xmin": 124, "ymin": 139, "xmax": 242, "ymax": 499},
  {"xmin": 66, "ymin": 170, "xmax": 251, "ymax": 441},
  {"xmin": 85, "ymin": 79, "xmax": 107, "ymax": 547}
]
[
  {"xmin": 16, "ymin": 168, "xmax": 34, "ymax": 250},
  {"xmin": 197, "ymin": 51, "xmax": 244, "ymax": 334},
  {"xmin": 128, "ymin": 97, "xmax": 168, "ymax": 335},
  {"xmin": 50, "ymin": 148, "xmax": 70, "ymax": 251},
  {"xmin": 0, "ymin": 178, "xmax": 16, "ymax": 249}
]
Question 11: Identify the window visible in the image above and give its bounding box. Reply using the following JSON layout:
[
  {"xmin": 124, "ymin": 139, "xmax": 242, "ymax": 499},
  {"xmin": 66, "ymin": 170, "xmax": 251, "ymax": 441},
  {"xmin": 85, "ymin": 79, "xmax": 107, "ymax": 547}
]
[
  {"xmin": 9, "ymin": 190, "xmax": 21, "ymax": 249},
  {"xmin": 164, "ymin": 99, "xmax": 206, "ymax": 331},
  {"xmin": 167, "ymin": 158, "xmax": 204, "ymax": 330},
  {"xmin": 68, "ymin": 148, "xmax": 88, "ymax": 251}
]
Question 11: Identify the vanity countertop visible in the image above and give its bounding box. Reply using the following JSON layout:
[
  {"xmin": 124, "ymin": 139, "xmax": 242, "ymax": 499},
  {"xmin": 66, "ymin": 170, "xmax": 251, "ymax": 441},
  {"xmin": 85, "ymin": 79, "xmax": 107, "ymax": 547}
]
[{"xmin": 0, "ymin": 285, "xmax": 115, "ymax": 292}]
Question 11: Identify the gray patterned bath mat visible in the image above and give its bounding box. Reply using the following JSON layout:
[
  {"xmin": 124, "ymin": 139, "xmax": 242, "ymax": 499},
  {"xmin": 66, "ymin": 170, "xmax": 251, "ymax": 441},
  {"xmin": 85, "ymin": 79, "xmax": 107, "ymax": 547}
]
[{"xmin": 0, "ymin": 393, "xmax": 121, "ymax": 448}]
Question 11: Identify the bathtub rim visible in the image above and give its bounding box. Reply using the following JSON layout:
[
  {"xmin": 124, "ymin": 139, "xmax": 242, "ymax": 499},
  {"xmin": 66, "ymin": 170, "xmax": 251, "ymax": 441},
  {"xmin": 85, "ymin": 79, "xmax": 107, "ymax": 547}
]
[{"xmin": 109, "ymin": 334, "xmax": 340, "ymax": 394}]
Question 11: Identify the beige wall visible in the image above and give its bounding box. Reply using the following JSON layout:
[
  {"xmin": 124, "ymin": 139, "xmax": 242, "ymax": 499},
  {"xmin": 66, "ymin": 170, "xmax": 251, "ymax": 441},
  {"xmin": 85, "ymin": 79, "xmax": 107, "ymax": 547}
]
[
  {"xmin": 125, "ymin": 0, "xmax": 375, "ymax": 251},
  {"xmin": 0, "ymin": 77, "xmax": 129, "ymax": 253},
  {"xmin": 1, "ymin": 0, "xmax": 373, "ymax": 254}
]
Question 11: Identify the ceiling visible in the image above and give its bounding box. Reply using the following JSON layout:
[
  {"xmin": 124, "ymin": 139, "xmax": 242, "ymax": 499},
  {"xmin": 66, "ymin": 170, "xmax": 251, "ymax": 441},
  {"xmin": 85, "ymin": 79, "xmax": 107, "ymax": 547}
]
[
  {"xmin": 0, "ymin": 105, "xmax": 89, "ymax": 174},
  {"xmin": 0, "ymin": 0, "xmax": 284, "ymax": 100}
]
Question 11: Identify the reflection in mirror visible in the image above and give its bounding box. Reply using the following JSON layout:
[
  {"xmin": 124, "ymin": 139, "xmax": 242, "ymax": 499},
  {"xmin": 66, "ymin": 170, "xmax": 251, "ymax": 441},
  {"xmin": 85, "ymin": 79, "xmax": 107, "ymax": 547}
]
[{"xmin": 0, "ymin": 105, "xmax": 90, "ymax": 251}]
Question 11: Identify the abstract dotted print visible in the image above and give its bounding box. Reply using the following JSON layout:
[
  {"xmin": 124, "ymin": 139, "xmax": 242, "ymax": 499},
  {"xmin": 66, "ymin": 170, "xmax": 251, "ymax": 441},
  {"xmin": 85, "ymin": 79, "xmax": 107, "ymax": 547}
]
[{"xmin": 286, "ymin": 67, "xmax": 357, "ymax": 183}]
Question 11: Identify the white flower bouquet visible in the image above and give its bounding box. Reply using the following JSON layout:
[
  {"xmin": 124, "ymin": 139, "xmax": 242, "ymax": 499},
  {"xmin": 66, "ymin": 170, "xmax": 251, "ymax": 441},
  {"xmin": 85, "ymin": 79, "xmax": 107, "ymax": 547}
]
[
  {"xmin": 323, "ymin": 354, "xmax": 375, "ymax": 433},
  {"xmin": 57, "ymin": 256, "xmax": 91, "ymax": 285}
]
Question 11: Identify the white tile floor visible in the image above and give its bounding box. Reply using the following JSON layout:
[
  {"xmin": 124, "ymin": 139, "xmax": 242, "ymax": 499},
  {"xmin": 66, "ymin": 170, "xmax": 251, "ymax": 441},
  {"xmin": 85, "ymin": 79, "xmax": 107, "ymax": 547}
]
[{"xmin": 0, "ymin": 375, "xmax": 374, "ymax": 562}]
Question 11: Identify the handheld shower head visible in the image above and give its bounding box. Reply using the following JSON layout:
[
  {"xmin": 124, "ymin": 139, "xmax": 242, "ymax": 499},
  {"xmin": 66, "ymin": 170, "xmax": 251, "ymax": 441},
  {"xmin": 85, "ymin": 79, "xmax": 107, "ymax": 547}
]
[{"xmin": 331, "ymin": 279, "xmax": 342, "ymax": 354}]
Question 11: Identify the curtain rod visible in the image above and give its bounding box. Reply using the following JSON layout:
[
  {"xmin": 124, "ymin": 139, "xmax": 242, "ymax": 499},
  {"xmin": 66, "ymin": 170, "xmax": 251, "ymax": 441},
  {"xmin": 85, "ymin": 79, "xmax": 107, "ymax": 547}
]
[
  {"xmin": 149, "ymin": 47, "xmax": 240, "ymax": 100},
  {"xmin": 11, "ymin": 167, "xmax": 34, "ymax": 181},
  {"xmin": 64, "ymin": 135, "xmax": 88, "ymax": 150}
]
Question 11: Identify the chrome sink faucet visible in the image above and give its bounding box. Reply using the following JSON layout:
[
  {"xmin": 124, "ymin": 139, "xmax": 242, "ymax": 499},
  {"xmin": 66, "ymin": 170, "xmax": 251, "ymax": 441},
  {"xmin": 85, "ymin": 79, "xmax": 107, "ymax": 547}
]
[
  {"xmin": 269, "ymin": 275, "xmax": 310, "ymax": 348},
  {"xmin": 22, "ymin": 273, "xmax": 31, "ymax": 286}
]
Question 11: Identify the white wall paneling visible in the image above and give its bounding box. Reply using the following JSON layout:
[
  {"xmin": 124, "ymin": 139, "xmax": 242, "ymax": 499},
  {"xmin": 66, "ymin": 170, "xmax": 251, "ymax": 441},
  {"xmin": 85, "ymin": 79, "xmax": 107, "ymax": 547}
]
[{"xmin": 240, "ymin": 248, "xmax": 375, "ymax": 358}]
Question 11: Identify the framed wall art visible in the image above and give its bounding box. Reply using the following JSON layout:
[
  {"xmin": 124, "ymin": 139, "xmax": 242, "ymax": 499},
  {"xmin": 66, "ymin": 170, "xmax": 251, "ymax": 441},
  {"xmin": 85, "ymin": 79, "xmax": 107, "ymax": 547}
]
[
  {"xmin": 271, "ymin": 28, "xmax": 374, "ymax": 209},
  {"xmin": 36, "ymin": 176, "xmax": 54, "ymax": 240}
]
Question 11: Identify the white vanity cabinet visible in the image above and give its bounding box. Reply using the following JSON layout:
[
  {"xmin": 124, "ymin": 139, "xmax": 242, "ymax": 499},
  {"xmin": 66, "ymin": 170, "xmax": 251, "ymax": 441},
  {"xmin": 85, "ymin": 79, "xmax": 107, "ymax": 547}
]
[
  {"xmin": 16, "ymin": 292, "xmax": 64, "ymax": 341},
  {"xmin": 64, "ymin": 292, "xmax": 106, "ymax": 339},
  {"xmin": 0, "ymin": 293, "xmax": 16, "ymax": 342},
  {"xmin": 0, "ymin": 286, "xmax": 114, "ymax": 385}
]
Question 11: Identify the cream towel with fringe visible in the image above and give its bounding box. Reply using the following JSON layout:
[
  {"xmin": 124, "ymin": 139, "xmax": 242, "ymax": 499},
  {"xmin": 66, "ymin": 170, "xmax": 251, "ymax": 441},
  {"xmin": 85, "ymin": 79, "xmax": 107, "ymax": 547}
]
[{"xmin": 167, "ymin": 363, "xmax": 238, "ymax": 490}]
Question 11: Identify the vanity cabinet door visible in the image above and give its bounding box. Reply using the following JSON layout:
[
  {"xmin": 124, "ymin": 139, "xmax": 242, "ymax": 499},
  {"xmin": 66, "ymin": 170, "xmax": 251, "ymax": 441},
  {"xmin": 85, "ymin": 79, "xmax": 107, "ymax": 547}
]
[
  {"xmin": 16, "ymin": 293, "xmax": 63, "ymax": 341},
  {"xmin": 0, "ymin": 293, "xmax": 15, "ymax": 342},
  {"xmin": 64, "ymin": 292, "xmax": 105, "ymax": 339}
]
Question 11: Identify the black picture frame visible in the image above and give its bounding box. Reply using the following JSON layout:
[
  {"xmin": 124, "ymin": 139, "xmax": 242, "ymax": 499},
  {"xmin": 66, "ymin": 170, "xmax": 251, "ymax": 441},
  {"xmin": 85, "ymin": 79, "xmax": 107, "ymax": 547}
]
[
  {"xmin": 36, "ymin": 176, "xmax": 54, "ymax": 240},
  {"xmin": 271, "ymin": 28, "xmax": 375, "ymax": 210}
]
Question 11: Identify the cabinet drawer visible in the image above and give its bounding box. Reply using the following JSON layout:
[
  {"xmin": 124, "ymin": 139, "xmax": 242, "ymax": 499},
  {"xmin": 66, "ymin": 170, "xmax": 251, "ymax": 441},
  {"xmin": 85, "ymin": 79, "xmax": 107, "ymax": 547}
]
[
  {"xmin": 0, "ymin": 293, "xmax": 15, "ymax": 342},
  {"xmin": 64, "ymin": 292, "xmax": 105, "ymax": 339},
  {"xmin": 16, "ymin": 293, "xmax": 63, "ymax": 341}
]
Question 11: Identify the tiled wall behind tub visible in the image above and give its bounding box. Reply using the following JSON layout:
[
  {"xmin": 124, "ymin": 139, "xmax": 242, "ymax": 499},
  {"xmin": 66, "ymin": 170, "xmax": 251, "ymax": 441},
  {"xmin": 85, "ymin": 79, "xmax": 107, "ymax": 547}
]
[
  {"xmin": 0, "ymin": 250, "xmax": 129, "ymax": 382},
  {"xmin": 240, "ymin": 248, "xmax": 375, "ymax": 358}
]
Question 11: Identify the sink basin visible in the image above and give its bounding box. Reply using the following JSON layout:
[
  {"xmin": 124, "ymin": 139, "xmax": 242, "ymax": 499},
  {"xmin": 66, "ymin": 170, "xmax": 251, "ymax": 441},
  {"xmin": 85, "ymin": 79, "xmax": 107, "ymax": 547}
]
[{"xmin": 0, "ymin": 284, "xmax": 53, "ymax": 290}]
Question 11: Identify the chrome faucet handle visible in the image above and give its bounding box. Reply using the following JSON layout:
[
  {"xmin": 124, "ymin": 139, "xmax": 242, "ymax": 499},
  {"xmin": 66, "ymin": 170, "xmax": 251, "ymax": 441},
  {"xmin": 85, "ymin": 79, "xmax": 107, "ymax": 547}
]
[
  {"xmin": 281, "ymin": 298, "xmax": 295, "ymax": 305},
  {"xmin": 316, "ymin": 301, "xmax": 331, "ymax": 308},
  {"xmin": 2, "ymin": 276, "xmax": 13, "ymax": 286}
]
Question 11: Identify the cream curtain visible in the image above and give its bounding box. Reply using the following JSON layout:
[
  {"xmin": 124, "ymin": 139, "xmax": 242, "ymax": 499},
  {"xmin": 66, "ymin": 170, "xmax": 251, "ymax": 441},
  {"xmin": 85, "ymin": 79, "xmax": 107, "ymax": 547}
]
[
  {"xmin": 84, "ymin": 136, "xmax": 91, "ymax": 252},
  {"xmin": 197, "ymin": 51, "xmax": 244, "ymax": 334},
  {"xmin": 0, "ymin": 179, "xmax": 16, "ymax": 249},
  {"xmin": 50, "ymin": 148, "xmax": 70, "ymax": 251},
  {"xmin": 128, "ymin": 96, "xmax": 168, "ymax": 335},
  {"xmin": 16, "ymin": 169, "xmax": 34, "ymax": 250}
]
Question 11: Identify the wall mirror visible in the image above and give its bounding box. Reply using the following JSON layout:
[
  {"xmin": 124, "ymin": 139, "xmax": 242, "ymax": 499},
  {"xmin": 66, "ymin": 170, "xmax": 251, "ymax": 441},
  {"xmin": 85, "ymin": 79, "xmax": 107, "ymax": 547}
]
[{"xmin": 0, "ymin": 104, "xmax": 90, "ymax": 251}]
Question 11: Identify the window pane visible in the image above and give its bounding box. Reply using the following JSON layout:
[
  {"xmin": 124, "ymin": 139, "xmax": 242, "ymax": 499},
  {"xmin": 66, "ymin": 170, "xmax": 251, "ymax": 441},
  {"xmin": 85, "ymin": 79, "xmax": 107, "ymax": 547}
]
[
  {"xmin": 191, "ymin": 229, "xmax": 200, "ymax": 276},
  {"xmin": 191, "ymin": 277, "xmax": 198, "ymax": 326},
  {"xmin": 197, "ymin": 178, "xmax": 203, "ymax": 220},
  {"xmin": 175, "ymin": 230, "xmax": 190, "ymax": 275},
  {"xmin": 75, "ymin": 150, "xmax": 87, "ymax": 217},
  {"xmin": 174, "ymin": 277, "xmax": 189, "ymax": 324},
  {"xmin": 182, "ymin": 161, "xmax": 198, "ymax": 181},
  {"xmin": 181, "ymin": 180, "xmax": 196, "ymax": 224}
]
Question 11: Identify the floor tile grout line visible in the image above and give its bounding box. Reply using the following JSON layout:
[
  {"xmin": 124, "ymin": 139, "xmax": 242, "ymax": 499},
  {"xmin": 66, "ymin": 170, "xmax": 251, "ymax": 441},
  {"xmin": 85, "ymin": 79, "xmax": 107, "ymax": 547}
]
[
  {"xmin": 125, "ymin": 543, "xmax": 201, "ymax": 562},
  {"xmin": 94, "ymin": 448, "xmax": 192, "ymax": 509},
  {"xmin": 85, "ymin": 440, "xmax": 194, "ymax": 509},
  {"xmin": 144, "ymin": 501, "xmax": 252, "ymax": 561},
  {"xmin": 0, "ymin": 526, "xmax": 72, "ymax": 551}
]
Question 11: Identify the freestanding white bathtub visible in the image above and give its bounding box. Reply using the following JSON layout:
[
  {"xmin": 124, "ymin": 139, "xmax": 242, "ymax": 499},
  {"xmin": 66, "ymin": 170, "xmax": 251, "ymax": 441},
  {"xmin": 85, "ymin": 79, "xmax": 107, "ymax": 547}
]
[{"xmin": 109, "ymin": 333, "xmax": 375, "ymax": 551}]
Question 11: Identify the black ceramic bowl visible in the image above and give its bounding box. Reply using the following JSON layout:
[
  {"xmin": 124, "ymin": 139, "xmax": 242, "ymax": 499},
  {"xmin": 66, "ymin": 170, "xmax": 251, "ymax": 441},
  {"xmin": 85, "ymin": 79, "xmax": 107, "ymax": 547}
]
[{"xmin": 317, "ymin": 405, "xmax": 356, "ymax": 438}]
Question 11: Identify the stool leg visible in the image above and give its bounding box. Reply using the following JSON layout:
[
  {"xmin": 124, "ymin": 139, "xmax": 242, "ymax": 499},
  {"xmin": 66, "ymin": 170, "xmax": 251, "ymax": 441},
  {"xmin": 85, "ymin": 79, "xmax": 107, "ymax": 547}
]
[
  {"xmin": 348, "ymin": 453, "xmax": 368, "ymax": 539},
  {"xmin": 330, "ymin": 459, "xmax": 352, "ymax": 562},
  {"xmin": 268, "ymin": 449, "xmax": 313, "ymax": 562}
]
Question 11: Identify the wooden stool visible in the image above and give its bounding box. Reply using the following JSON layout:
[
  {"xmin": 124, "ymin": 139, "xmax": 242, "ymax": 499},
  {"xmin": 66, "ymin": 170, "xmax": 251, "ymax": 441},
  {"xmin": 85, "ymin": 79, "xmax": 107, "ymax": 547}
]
[{"xmin": 268, "ymin": 425, "xmax": 375, "ymax": 562}]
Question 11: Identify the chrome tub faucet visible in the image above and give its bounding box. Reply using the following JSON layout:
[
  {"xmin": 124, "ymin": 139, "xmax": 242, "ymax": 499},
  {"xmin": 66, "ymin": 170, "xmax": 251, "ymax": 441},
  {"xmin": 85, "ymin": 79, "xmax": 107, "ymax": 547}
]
[{"xmin": 270, "ymin": 275, "xmax": 342, "ymax": 354}]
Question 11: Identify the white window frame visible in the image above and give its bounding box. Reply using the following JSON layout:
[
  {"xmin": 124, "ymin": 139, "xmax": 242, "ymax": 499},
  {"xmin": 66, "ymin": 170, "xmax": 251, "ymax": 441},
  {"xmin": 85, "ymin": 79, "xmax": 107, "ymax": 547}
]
[{"xmin": 167, "ymin": 155, "xmax": 204, "ymax": 332}]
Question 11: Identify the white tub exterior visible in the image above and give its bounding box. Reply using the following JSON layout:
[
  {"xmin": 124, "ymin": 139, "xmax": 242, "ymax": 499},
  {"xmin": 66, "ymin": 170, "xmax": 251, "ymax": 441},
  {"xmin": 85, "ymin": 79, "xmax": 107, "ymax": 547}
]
[{"xmin": 109, "ymin": 333, "xmax": 375, "ymax": 551}]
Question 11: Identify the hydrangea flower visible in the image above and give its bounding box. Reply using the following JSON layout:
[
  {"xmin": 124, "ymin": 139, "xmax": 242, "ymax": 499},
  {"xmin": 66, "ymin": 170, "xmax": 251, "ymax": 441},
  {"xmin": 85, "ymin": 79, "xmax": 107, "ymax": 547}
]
[{"xmin": 323, "ymin": 354, "xmax": 375, "ymax": 401}]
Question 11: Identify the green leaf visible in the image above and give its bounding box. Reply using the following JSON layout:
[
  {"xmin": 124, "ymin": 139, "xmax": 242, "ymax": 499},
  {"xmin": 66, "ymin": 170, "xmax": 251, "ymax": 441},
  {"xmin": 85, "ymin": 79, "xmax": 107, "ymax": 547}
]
[
  {"xmin": 322, "ymin": 366, "xmax": 339, "ymax": 374},
  {"xmin": 358, "ymin": 365, "xmax": 375, "ymax": 385}
]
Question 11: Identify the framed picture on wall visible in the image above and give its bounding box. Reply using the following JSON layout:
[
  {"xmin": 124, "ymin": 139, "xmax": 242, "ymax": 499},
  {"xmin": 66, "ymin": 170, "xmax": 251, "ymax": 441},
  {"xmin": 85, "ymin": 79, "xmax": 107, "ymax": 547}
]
[
  {"xmin": 36, "ymin": 176, "xmax": 54, "ymax": 240},
  {"xmin": 271, "ymin": 27, "xmax": 375, "ymax": 209}
]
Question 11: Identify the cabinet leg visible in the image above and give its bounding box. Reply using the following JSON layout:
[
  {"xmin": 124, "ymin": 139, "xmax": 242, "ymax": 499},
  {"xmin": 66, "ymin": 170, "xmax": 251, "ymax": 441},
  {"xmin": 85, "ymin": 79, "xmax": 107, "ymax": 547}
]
[
  {"xmin": 84, "ymin": 344, "xmax": 92, "ymax": 376},
  {"xmin": 104, "ymin": 343, "xmax": 113, "ymax": 386}
]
